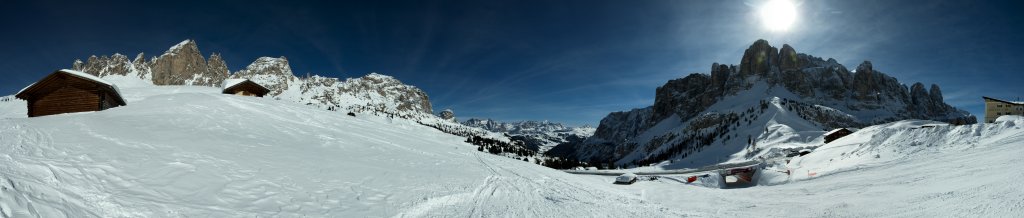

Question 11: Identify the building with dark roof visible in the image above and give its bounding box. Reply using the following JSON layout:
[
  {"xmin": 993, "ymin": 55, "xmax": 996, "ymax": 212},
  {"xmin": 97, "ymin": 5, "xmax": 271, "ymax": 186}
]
[{"xmin": 15, "ymin": 69, "xmax": 126, "ymax": 117}]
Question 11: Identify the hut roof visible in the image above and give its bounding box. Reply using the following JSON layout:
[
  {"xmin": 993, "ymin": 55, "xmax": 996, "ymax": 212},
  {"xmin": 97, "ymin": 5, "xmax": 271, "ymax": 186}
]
[
  {"xmin": 222, "ymin": 79, "xmax": 249, "ymax": 90},
  {"xmin": 221, "ymin": 79, "xmax": 270, "ymax": 95},
  {"xmin": 824, "ymin": 128, "xmax": 852, "ymax": 136},
  {"xmin": 983, "ymin": 96, "xmax": 1024, "ymax": 105},
  {"xmin": 16, "ymin": 69, "xmax": 126, "ymax": 105}
]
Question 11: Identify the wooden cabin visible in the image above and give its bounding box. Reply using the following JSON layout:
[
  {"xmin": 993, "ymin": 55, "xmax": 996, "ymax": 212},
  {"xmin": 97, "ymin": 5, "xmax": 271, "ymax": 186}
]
[
  {"xmin": 823, "ymin": 128, "xmax": 853, "ymax": 143},
  {"xmin": 15, "ymin": 69, "xmax": 127, "ymax": 117},
  {"xmin": 222, "ymin": 79, "xmax": 270, "ymax": 97}
]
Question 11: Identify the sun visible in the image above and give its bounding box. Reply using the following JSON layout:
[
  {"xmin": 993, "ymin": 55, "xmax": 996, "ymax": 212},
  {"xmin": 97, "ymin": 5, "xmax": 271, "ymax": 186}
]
[{"xmin": 760, "ymin": 0, "xmax": 798, "ymax": 32}]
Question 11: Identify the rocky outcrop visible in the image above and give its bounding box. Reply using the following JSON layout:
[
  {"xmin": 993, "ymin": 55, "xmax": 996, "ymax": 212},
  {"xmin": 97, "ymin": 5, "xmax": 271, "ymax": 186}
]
[
  {"xmin": 131, "ymin": 53, "xmax": 150, "ymax": 79},
  {"xmin": 73, "ymin": 40, "xmax": 226, "ymax": 85},
  {"xmin": 339, "ymin": 73, "xmax": 433, "ymax": 115},
  {"xmin": 73, "ymin": 54, "xmax": 133, "ymax": 77},
  {"xmin": 231, "ymin": 57, "xmax": 296, "ymax": 96},
  {"xmin": 207, "ymin": 53, "xmax": 229, "ymax": 82},
  {"xmin": 150, "ymin": 39, "xmax": 227, "ymax": 86},
  {"xmin": 652, "ymin": 74, "xmax": 717, "ymax": 123},
  {"xmin": 739, "ymin": 39, "xmax": 780, "ymax": 78},
  {"xmin": 571, "ymin": 39, "xmax": 976, "ymax": 163},
  {"xmin": 229, "ymin": 56, "xmax": 434, "ymax": 118},
  {"xmin": 779, "ymin": 44, "xmax": 800, "ymax": 71},
  {"xmin": 591, "ymin": 107, "xmax": 654, "ymax": 145},
  {"xmin": 439, "ymin": 109, "xmax": 455, "ymax": 121}
]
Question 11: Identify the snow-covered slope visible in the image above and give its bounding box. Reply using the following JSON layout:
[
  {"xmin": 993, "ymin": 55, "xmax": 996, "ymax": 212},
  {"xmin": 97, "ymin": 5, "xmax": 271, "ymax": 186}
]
[
  {"xmin": 605, "ymin": 117, "xmax": 1024, "ymax": 217},
  {"xmin": 0, "ymin": 85, "xmax": 685, "ymax": 217},
  {"xmin": 785, "ymin": 117, "xmax": 1024, "ymax": 181},
  {"xmin": 578, "ymin": 82, "xmax": 829, "ymax": 169}
]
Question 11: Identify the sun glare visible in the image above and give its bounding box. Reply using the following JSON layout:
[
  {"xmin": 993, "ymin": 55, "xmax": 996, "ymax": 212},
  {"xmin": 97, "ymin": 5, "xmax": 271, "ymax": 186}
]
[{"xmin": 760, "ymin": 0, "xmax": 797, "ymax": 32}]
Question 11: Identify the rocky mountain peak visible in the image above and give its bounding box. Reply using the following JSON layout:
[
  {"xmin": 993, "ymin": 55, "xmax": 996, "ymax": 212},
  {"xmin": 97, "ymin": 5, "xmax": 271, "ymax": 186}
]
[
  {"xmin": 207, "ymin": 53, "xmax": 229, "ymax": 78},
  {"xmin": 166, "ymin": 39, "xmax": 198, "ymax": 54},
  {"xmin": 855, "ymin": 60, "xmax": 873, "ymax": 73},
  {"xmin": 72, "ymin": 53, "xmax": 133, "ymax": 77},
  {"xmin": 338, "ymin": 72, "xmax": 433, "ymax": 115},
  {"xmin": 240, "ymin": 56, "xmax": 294, "ymax": 76},
  {"xmin": 150, "ymin": 39, "xmax": 226, "ymax": 86},
  {"xmin": 439, "ymin": 109, "xmax": 456, "ymax": 121},
  {"xmin": 739, "ymin": 39, "xmax": 780, "ymax": 77},
  {"xmin": 571, "ymin": 39, "xmax": 976, "ymax": 164},
  {"xmin": 779, "ymin": 44, "xmax": 799, "ymax": 71},
  {"xmin": 230, "ymin": 56, "xmax": 296, "ymax": 96},
  {"xmin": 929, "ymin": 84, "xmax": 944, "ymax": 104}
]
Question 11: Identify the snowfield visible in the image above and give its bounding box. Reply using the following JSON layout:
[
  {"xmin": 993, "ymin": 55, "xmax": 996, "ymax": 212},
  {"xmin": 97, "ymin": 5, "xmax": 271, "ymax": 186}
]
[
  {"xmin": 2, "ymin": 81, "xmax": 1023, "ymax": 217},
  {"xmin": 0, "ymin": 86, "xmax": 686, "ymax": 217}
]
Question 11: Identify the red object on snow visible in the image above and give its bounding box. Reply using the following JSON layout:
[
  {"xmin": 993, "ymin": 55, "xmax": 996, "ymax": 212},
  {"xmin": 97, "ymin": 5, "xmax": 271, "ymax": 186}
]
[{"xmin": 686, "ymin": 176, "xmax": 697, "ymax": 183}]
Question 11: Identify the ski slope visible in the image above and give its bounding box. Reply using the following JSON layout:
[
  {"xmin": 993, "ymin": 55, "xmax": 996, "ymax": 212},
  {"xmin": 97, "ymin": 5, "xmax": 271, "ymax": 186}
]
[
  {"xmin": 0, "ymin": 85, "xmax": 687, "ymax": 217},
  {"xmin": 601, "ymin": 116, "xmax": 1024, "ymax": 217}
]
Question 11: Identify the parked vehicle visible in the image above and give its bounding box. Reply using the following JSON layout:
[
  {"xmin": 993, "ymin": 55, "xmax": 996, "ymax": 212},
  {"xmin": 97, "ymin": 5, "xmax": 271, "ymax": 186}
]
[{"xmin": 614, "ymin": 173, "xmax": 638, "ymax": 184}]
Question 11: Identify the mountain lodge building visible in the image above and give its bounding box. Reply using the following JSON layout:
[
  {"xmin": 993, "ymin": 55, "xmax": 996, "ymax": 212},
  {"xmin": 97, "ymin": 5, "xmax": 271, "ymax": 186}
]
[
  {"xmin": 15, "ymin": 69, "xmax": 127, "ymax": 117},
  {"xmin": 983, "ymin": 96, "xmax": 1024, "ymax": 123}
]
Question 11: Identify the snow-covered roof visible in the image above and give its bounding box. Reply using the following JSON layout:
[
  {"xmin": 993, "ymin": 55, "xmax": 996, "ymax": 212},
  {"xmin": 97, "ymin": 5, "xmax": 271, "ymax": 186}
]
[
  {"xmin": 222, "ymin": 79, "xmax": 250, "ymax": 90},
  {"xmin": 824, "ymin": 128, "xmax": 852, "ymax": 136},
  {"xmin": 17, "ymin": 69, "xmax": 122, "ymax": 98},
  {"xmin": 983, "ymin": 96, "xmax": 1024, "ymax": 105},
  {"xmin": 17, "ymin": 82, "xmax": 36, "ymax": 95}
]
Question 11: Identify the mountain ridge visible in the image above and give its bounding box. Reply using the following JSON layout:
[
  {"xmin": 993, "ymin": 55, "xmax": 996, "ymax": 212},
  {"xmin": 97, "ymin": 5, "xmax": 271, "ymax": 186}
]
[
  {"xmin": 461, "ymin": 117, "xmax": 595, "ymax": 153},
  {"xmin": 558, "ymin": 39, "xmax": 976, "ymax": 166},
  {"xmin": 69, "ymin": 39, "xmax": 433, "ymax": 120}
]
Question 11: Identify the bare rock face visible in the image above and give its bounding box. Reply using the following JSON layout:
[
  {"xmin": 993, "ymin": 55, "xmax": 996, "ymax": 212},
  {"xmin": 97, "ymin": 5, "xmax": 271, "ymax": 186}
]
[
  {"xmin": 228, "ymin": 56, "xmax": 435, "ymax": 118},
  {"xmin": 206, "ymin": 53, "xmax": 230, "ymax": 85},
  {"xmin": 739, "ymin": 39, "xmax": 780, "ymax": 77},
  {"xmin": 908, "ymin": 82, "xmax": 954, "ymax": 118},
  {"xmin": 339, "ymin": 73, "xmax": 434, "ymax": 115},
  {"xmin": 149, "ymin": 39, "xmax": 226, "ymax": 86},
  {"xmin": 72, "ymin": 59, "xmax": 83, "ymax": 71},
  {"xmin": 652, "ymin": 74, "xmax": 716, "ymax": 122},
  {"xmin": 131, "ymin": 53, "xmax": 150, "ymax": 80},
  {"xmin": 709, "ymin": 63, "xmax": 731, "ymax": 93},
  {"xmin": 231, "ymin": 57, "xmax": 296, "ymax": 96},
  {"xmin": 852, "ymin": 61, "xmax": 877, "ymax": 101},
  {"xmin": 929, "ymin": 84, "xmax": 945, "ymax": 108},
  {"xmin": 779, "ymin": 44, "xmax": 800, "ymax": 71},
  {"xmin": 439, "ymin": 109, "xmax": 455, "ymax": 121},
  {"xmin": 591, "ymin": 107, "xmax": 653, "ymax": 148},
  {"xmin": 71, "ymin": 40, "xmax": 226, "ymax": 85},
  {"xmin": 909, "ymin": 82, "xmax": 931, "ymax": 111},
  {"xmin": 74, "ymin": 54, "xmax": 132, "ymax": 77}
]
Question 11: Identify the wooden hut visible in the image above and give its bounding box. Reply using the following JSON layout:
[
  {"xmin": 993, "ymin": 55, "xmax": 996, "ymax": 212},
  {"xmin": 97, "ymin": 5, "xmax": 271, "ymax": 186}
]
[
  {"xmin": 823, "ymin": 128, "xmax": 853, "ymax": 143},
  {"xmin": 15, "ymin": 69, "xmax": 127, "ymax": 117},
  {"xmin": 222, "ymin": 79, "xmax": 270, "ymax": 97}
]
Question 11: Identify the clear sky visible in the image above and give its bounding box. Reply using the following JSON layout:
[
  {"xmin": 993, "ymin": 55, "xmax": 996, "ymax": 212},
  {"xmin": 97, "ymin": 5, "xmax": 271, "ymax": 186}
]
[{"xmin": 2, "ymin": 0, "xmax": 1022, "ymax": 126}]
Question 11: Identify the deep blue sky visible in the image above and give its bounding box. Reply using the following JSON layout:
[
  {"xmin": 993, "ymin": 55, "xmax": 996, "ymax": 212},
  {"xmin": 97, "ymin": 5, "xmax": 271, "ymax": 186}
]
[{"xmin": 2, "ymin": 0, "xmax": 1022, "ymax": 126}]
